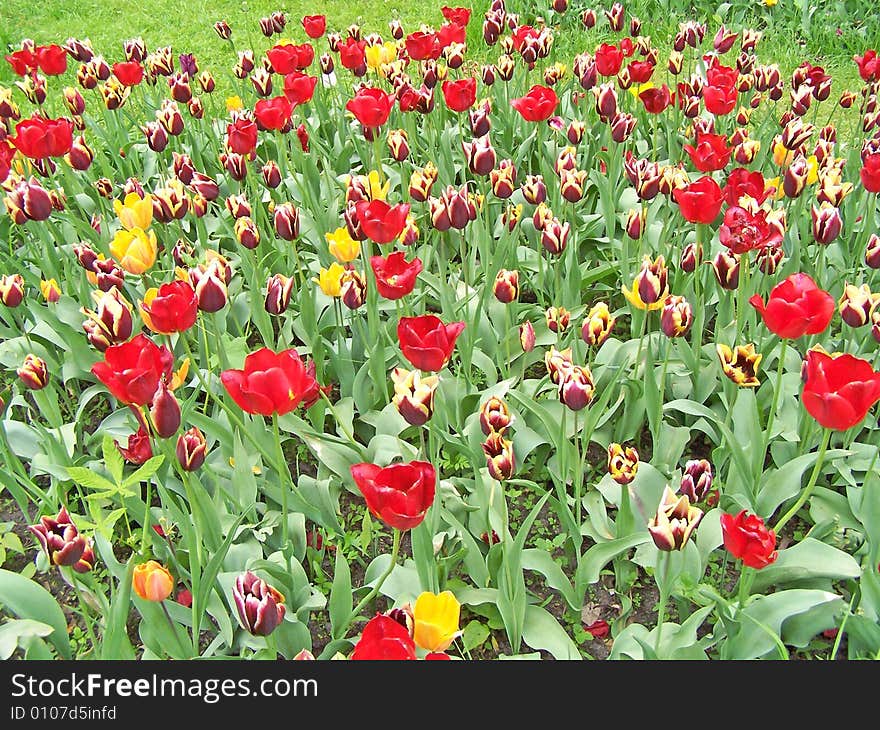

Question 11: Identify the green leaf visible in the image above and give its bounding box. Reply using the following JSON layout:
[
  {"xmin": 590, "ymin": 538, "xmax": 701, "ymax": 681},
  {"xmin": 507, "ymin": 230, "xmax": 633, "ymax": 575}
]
[
  {"xmin": 329, "ymin": 550, "xmax": 352, "ymax": 639},
  {"xmin": 102, "ymin": 434, "xmax": 124, "ymax": 485},
  {"xmin": 101, "ymin": 559, "xmax": 135, "ymax": 660},
  {"xmin": 65, "ymin": 466, "xmax": 116, "ymax": 492},
  {"xmin": 0, "ymin": 619, "xmax": 54, "ymax": 660},
  {"xmin": 750, "ymin": 538, "xmax": 861, "ymax": 593},
  {"xmin": 756, "ymin": 450, "xmax": 850, "ymax": 518},
  {"xmin": 461, "ymin": 620, "xmax": 490, "ymax": 652},
  {"xmin": 122, "ymin": 454, "xmax": 165, "ymax": 490},
  {"xmin": 0, "ymin": 569, "xmax": 71, "ymax": 659},
  {"xmin": 522, "ymin": 548, "xmax": 578, "ymax": 610},
  {"xmin": 575, "ymin": 534, "xmax": 650, "ymax": 593},
  {"xmin": 522, "ymin": 605, "xmax": 581, "ymax": 659}
]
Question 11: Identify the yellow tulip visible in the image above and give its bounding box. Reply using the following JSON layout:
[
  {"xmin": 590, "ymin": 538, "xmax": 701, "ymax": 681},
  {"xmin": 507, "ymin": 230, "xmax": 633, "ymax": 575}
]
[
  {"xmin": 764, "ymin": 0, "xmax": 778, "ymax": 6},
  {"xmin": 314, "ymin": 263, "xmax": 346, "ymax": 297},
  {"xmin": 806, "ymin": 155, "xmax": 819, "ymax": 186},
  {"xmin": 110, "ymin": 227, "xmax": 158, "ymax": 275},
  {"xmin": 413, "ymin": 590, "xmax": 461, "ymax": 652},
  {"xmin": 113, "ymin": 192, "xmax": 153, "ymax": 231},
  {"xmin": 366, "ymin": 42, "xmax": 397, "ymax": 70},
  {"xmin": 40, "ymin": 278, "xmax": 61, "ymax": 303},
  {"xmin": 226, "ymin": 95, "xmax": 243, "ymax": 112},
  {"xmin": 326, "ymin": 227, "xmax": 361, "ymax": 263}
]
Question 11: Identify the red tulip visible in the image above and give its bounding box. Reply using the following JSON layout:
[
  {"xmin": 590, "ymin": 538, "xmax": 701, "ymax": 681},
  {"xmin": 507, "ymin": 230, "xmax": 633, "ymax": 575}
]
[
  {"xmin": 338, "ymin": 38, "xmax": 367, "ymax": 70},
  {"xmin": 861, "ymin": 153, "xmax": 880, "ymax": 193},
  {"xmin": 801, "ymin": 350, "xmax": 880, "ymax": 431},
  {"xmin": 254, "ymin": 96, "xmax": 293, "ymax": 131},
  {"xmin": 640, "ymin": 85, "xmax": 672, "ymax": 114},
  {"xmin": 718, "ymin": 206, "xmax": 782, "ymax": 254},
  {"xmin": 355, "ymin": 199, "xmax": 410, "ymax": 244},
  {"xmin": 113, "ymin": 61, "xmax": 144, "ymax": 86},
  {"xmin": 91, "ymin": 333, "xmax": 174, "ymax": 406},
  {"xmin": 140, "ymin": 280, "xmax": 198, "ymax": 335},
  {"xmin": 723, "ymin": 168, "xmax": 770, "ymax": 206},
  {"xmin": 397, "ymin": 314, "xmax": 465, "ymax": 371},
  {"xmin": 404, "ymin": 31, "xmax": 440, "ymax": 61},
  {"xmin": 266, "ymin": 43, "xmax": 314, "ymax": 75},
  {"xmin": 595, "ymin": 43, "xmax": 624, "ymax": 77},
  {"xmin": 441, "ymin": 6, "xmax": 471, "ymax": 26},
  {"xmin": 703, "ymin": 83, "xmax": 738, "ymax": 115},
  {"xmin": 350, "ymin": 460, "xmax": 436, "ymax": 530},
  {"xmin": 683, "ymin": 132, "xmax": 731, "ymax": 172},
  {"xmin": 749, "ymin": 273, "xmax": 834, "ymax": 339},
  {"xmin": 0, "ymin": 140, "xmax": 15, "ymax": 184},
  {"xmin": 437, "ymin": 22, "xmax": 466, "ymax": 49},
  {"xmin": 672, "ymin": 176, "xmax": 723, "ymax": 224},
  {"xmin": 510, "ymin": 85, "xmax": 559, "ymax": 122},
  {"xmin": 346, "ymin": 87, "xmax": 396, "ymax": 130},
  {"xmin": 5, "ymin": 49, "xmax": 35, "ymax": 76},
  {"xmin": 221, "ymin": 348, "xmax": 319, "ymax": 416},
  {"xmin": 35, "ymin": 44, "xmax": 68, "ymax": 75},
  {"xmin": 854, "ymin": 49, "xmax": 880, "ymax": 83},
  {"xmin": 282, "ymin": 71, "xmax": 317, "ymax": 107},
  {"xmin": 370, "ymin": 252, "xmax": 423, "ymax": 299},
  {"xmin": 441, "ymin": 77, "xmax": 477, "ymax": 112},
  {"xmin": 226, "ymin": 116, "xmax": 258, "ymax": 155},
  {"xmin": 12, "ymin": 116, "xmax": 73, "ymax": 159},
  {"xmin": 301, "ymin": 15, "xmax": 327, "ymax": 39},
  {"xmin": 721, "ymin": 510, "xmax": 778, "ymax": 569},
  {"xmin": 351, "ymin": 614, "xmax": 417, "ymax": 660}
]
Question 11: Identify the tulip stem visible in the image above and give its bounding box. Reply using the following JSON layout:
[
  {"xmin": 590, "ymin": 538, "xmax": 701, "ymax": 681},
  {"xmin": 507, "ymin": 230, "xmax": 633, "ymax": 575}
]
[
  {"xmin": 65, "ymin": 569, "xmax": 99, "ymax": 656},
  {"xmin": 735, "ymin": 565, "xmax": 753, "ymax": 607},
  {"xmin": 351, "ymin": 528, "xmax": 401, "ymax": 624},
  {"xmin": 761, "ymin": 338, "xmax": 788, "ymax": 474},
  {"xmin": 271, "ymin": 414, "xmax": 289, "ymax": 555},
  {"xmin": 160, "ymin": 599, "xmax": 190, "ymax": 659},
  {"xmin": 772, "ymin": 427, "xmax": 832, "ymax": 535},
  {"xmin": 654, "ymin": 550, "xmax": 672, "ymax": 657}
]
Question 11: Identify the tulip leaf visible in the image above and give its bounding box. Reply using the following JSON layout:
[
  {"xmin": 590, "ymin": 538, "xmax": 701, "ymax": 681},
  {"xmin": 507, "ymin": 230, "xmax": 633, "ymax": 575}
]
[
  {"xmin": 574, "ymin": 534, "xmax": 650, "ymax": 594},
  {"xmin": 755, "ymin": 449, "xmax": 850, "ymax": 518},
  {"xmin": 441, "ymin": 509, "xmax": 490, "ymax": 588},
  {"xmin": 750, "ymin": 538, "xmax": 861, "ymax": 593},
  {"xmin": 102, "ymin": 558, "xmax": 136, "ymax": 660},
  {"xmin": 0, "ymin": 569, "xmax": 71, "ymax": 659},
  {"xmin": 461, "ymin": 620, "xmax": 490, "ymax": 652},
  {"xmin": 522, "ymin": 605, "xmax": 582, "ymax": 660},
  {"xmin": 329, "ymin": 550, "xmax": 352, "ymax": 640},
  {"xmin": 522, "ymin": 549, "xmax": 578, "ymax": 610},
  {"xmin": 0, "ymin": 619, "xmax": 54, "ymax": 660}
]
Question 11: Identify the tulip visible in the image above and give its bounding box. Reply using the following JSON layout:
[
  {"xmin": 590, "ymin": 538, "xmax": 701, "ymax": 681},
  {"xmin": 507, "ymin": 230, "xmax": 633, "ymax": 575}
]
[
  {"xmin": 397, "ymin": 315, "xmax": 465, "ymax": 372},
  {"xmin": 520, "ymin": 321, "xmax": 536, "ymax": 352},
  {"xmin": 608, "ymin": 443, "xmax": 639, "ymax": 484},
  {"xmin": 40, "ymin": 279, "xmax": 61, "ymax": 303},
  {"xmin": 492, "ymin": 269, "xmax": 519, "ymax": 304},
  {"xmin": 801, "ymin": 350, "xmax": 880, "ymax": 431},
  {"xmin": 413, "ymin": 591, "xmax": 461, "ymax": 652},
  {"xmin": 4, "ymin": 177, "xmax": 53, "ymax": 223},
  {"xmin": 479, "ymin": 396, "xmax": 512, "ymax": 436},
  {"xmin": 710, "ymin": 250, "xmax": 741, "ymax": 290},
  {"xmin": 150, "ymin": 380, "xmax": 181, "ymax": 438},
  {"xmin": 191, "ymin": 259, "xmax": 230, "ymax": 313},
  {"xmin": 264, "ymin": 274, "xmax": 294, "ymax": 316},
  {"xmin": 720, "ymin": 511, "xmax": 778, "ymax": 569},
  {"xmin": 221, "ymin": 348, "xmax": 319, "ymax": 416},
  {"xmin": 176, "ymin": 426, "xmax": 207, "ymax": 471},
  {"xmin": 234, "ymin": 216, "xmax": 260, "ymax": 249},
  {"xmin": 92, "ymin": 334, "xmax": 174, "ymax": 406},
  {"xmin": 749, "ymin": 273, "xmax": 834, "ymax": 339},
  {"xmin": 232, "ymin": 571, "xmax": 286, "ymax": 636},
  {"xmin": 409, "ymin": 163, "xmax": 439, "ymax": 202},
  {"xmin": 541, "ymin": 217, "xmax": 570, "ymax": 255},
  {"xmin": 648, "ymin": 487, "xmax": 703, "ymax": 551},
  {"xmin": 866, "ymin": 234, "xmax": 880, "ymax": 269},
  {"xmin": 511, "ymin": 84, "xmax": 559, "ymax": 121},
  {"xmin": 679, "ymin": 459, "xmax": 714, "ymax": 502},
  {"xmin": 482, "ymin": 431, "xmax": 515, "ymax": 481},
  {"xmin": 12, "ymin": 115, "xmax": 73, "ymax": 159},
  {"xmin": 81, "ymin": 287, "xmax": 133, "ymax": 351},
  {"xmin": 29, "ymin": 507, "xmax": 94, "ymax": 573},
  {"xmin": 350, "ymin": 461, "xmax": 436, "ymax": 530},
  {"xmin": 660, "ymin": 295, "xmax": 693, "ymax": 338},
  {"xmin": 838, "ymin": 283, "xmax": 878, "ymax": 328},
  {"xmin": 315, "ymin": 263, "xmax": 345, "ymax": 298},
  {"xmin": 346, "ymin": 86, "xmax": 395, "ymax": 134},
  {"xmin": 716, "ymin": 343, "xmax": 761, "ymax": 387},
  {"xmin": 133, "ymin": 560, "xmax": 174, "ymax": 602},
  {"xmin": 581, "ymin": 302, "xmax": 615, "ymax": 347},
  {"xmin": 0, "ymin": 274, "xmax": 25, "ymax": 307},
  {"xmin": 441, "ymin": 77, "xmax": 477, "ymax": 112},
  {"xmin": 226, "ymin": 115, "xmax": 257, "ymax": 155},
  {"xmin": 351, "ymin": 614, "xmax": 417, "ymax": 660},
  {"xmin": 355, "ymin": 200, "xmax": 411, "ymax": 244},
  {"xmin": 559, "ymin": 365, "xmax": 594, "ymax": 411},
  {"xmin": 622, "ymin": 255, "xmax": 668, "ymax": 310},
  {"xmin": 139, "ymin": 280, "xmax": 198, "ymax": 334},
  {"xmin": 274, "ymin": 202, "xmax": 300, "ymax": 241},
  {"xmin": 545, "ymin": 306, "xmax": 570, "ymax": 334},
  {"xmin": 391, "ymin": 368, "xmax": 439, "ymax": 427},
  {"xmin": 110, "ymin": 228, "xmax": 157, "ymax": 275},
  {"xmin": 683, "ymin": 132, "xmax": 731, "ymax": 172},
  {"xmin": 370, "ymin": 252, "xmax": 422, "ymax": 299},
  {"xmin": 17, "ymin": 354, "xmax": 49, "ymax": 390}
]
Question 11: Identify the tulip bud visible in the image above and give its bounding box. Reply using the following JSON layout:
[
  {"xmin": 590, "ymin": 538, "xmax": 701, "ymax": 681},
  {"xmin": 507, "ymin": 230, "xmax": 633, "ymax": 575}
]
[
  {"xmin": 865, "ymin": 234, "xmax": 880, "ymax": 269},
  {"xmin": 198, "ymin": 71, "xmax": 215, "ymax": 93},
  {"xmin": 648, "ymin": 487, "xmax": 703, "ymax": 551},
  {"xmin": 94, "ymin": 178, "xmax": 114, "ymax": 199},
  {"xmin": 341, "ymin": 269, "xmax": 367, "ymax": 310},
  {"xmin": 567, "ymin": 120, "xmax": 586, "ymax": 145},
  {"xmin": 469, "ymin": 102, "xmax": 491, "ymax": 138},
  {"xmin": 273, "ymin": 202, "xmax": 300, "ymax": 240},
  {"xmin": 560, "ymin": 168, "xmax": 588, "ymax": 202},
  {"xmin": 521, "ymin": 174, "xmax": 547, "ymax": 205},
  {"xmin": 545, "ymin": 346, "xmax": 573, "ymax": 384},
  {"xmin": 0, "ymin": 274, "xmax": 25, "ymax": 307},
  {"xmin": 558, "ymin": 364, "xmax": 594, "ymax": 411},
  {"xmin": 710, "ymin": 250, "xmax": 740, "ymax": 290},
  {"xmin": 483, "ymin": 431, "xmax": 515, "ymax": 481},
  {"xmin": 149, "ymin": 380, "xmax": 181, "ymax": 438},
  {"xmin": 626, "ymin": 208, "xmax": 645, "ymax": 240},
  {"xmin": 541, "ymin": 218, "xmax": 570, "ymax": 255},
  {"xmin": 679, "ymin": 459, "xmax": 713, "ymax": 502},
  {"xmin": 660, "ymin": 295, "xmax": 693, "ymax": 338},
  {"xmin": 225, "ymin": 193, "xmax": 251, "ymax": 219},
  {"xmin": 219, "ymin": 151, "xmax": 248, "ymax": 181},
  {"xmin": 511, "ymin": 320, "xmax": 533, "ymax": 354},
  {"xmin": 265, "ymin": 273, "xmax": 294, "ymax": 315},
  {"xmin": 141, "ymin": 120, "xmax": 168, "ymax": 152},
  {"xmin": 261, "ymin": 160, "xmax": 281, "ymax": 189},
  {"xmin": 479, "ymin": 396, "xmax": 512, "ymax": 436},
  {"xmin": 462, "ymin": 136, "xmax": 496, "ymax": 177},
  {"xmin": 545, "ymin": 306, "xmax": 570, "ymax": 334},
  {"xmin": 133, "ymin": 560, "xmax": 174, "ymax": 602},
  {"xmin": 480, "ymin": 64, "xmax": 496, "ymax": 86},
  {"xmin": 610, "ymin": 111, "xmax": 637, "ymax": 143},
  {"xmin": 582, "ymin": 9, "xmax": 597, "ymax": 28},
  {"xmin": 633, "ymin": 255, "xmax": 668, "ymax": 307},
  {"xmin": 495, "ymin": 54, "xmax": 515, "ymax": 81},
  {"xmin": 4, "ymin": 178, "xmax": 53, "ymax": 224},
  {"xmin": 581, "ymin": 302, "xmax": 615, "ymax": 347},
  {"xmin": 81, "ymin": 286, "xmax": 133, "ymax": 351},
  {"xmin": 387, "ymin": 128, "xmax": 410, "ymax": 162},
  {"xmin": 755, "ymin": 243, "xmax": 784, "ymax": 275},
  {"xmin": 391, "ymin": 367, "xmax": 439, "ymax": 427},
  {"xmin": 17, "ymin": 354, "xmax": 49, "ymax": 390},
  {"xmin": 409, "ymin": 162, "xmax": 438, "ymax": 202},
  {"xmin": 234, "ymin": 216, "xmax": 260, "ymax": 249},
  {"xmin": 28, "ymin": 507, "xmax": 94, "ymax": 573},
  {"xmin": 192, "ymin": 259, "xmax": 229, "ymax": 313},
  {"xmin": 493, "ymin": 269, "xmax": 519, "ymax": 303},
  {"xmin": 607, "ymin": 443, "xmax": 639, "ymax": 484},
  {"xmin": 250, "ymin": 67, "xmax": 273, "ymax": 97},
  {"xmin": 811, "ymin": 203, "xmax": 842, "ymax": 245},
  {"xmin": 176, "ymin": 426, "xmax": 207, "ymax": 471},
  {"xmin": 490, "ymin": 159, "xmax": 517, "ymax": 199},
  {"xmin": 679, "ymin": 240, "xmax": 701, "ymax": 273},
  {"xmin": 838, "ymin": 283, "xmax": 877, "ymax": 328}
]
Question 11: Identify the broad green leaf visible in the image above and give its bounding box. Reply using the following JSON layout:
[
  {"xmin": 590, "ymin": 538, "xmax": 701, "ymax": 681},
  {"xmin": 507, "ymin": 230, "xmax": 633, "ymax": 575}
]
[
  {"xmin": 0, "ymin": 619, "xmax": 54, "ymax": 660},
  {"xmin": 756, "ymin": 450, "xmax": 850, "ymax": 518},
  {"xmin": 65, "ymin": 466, "xmax": 116, "ymax": 492},
  {"xmin": 329, "ymin": 550, "xmax": 352, "ymax": 639},
  {"xmin": 102, "ymin": 434, "xmax": 124, "ymax": 485},
  {"xmin": 122, "ymin": 454, "xmax": 165, "ymax": 489},
  {"xmin": 750, "ymin": 538, "xmax": 861, "ymax": 593},
  {"xmin": 0, "ymin": 569, "xmax": 71, "ymax": 659},
  {"xmin": 522, "ymin": 605, "xmax": 581, "ymax": 660},
  {"xmin": 574, "ymin": 533, "xmax": 650, "ymax": 590},
  {"xmin": 461, "ymin": 620, "xmax": 490, "ymax": 652},
  {"xmin": 522, "ymin": 548, "xmax": 578, "ymax": 610}
]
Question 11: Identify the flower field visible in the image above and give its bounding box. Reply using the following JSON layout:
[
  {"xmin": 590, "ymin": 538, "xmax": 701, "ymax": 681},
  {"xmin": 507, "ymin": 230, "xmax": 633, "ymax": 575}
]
[{"xmin": 1, "ymin": 0, "xmax": 880, "ymax": 661}]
